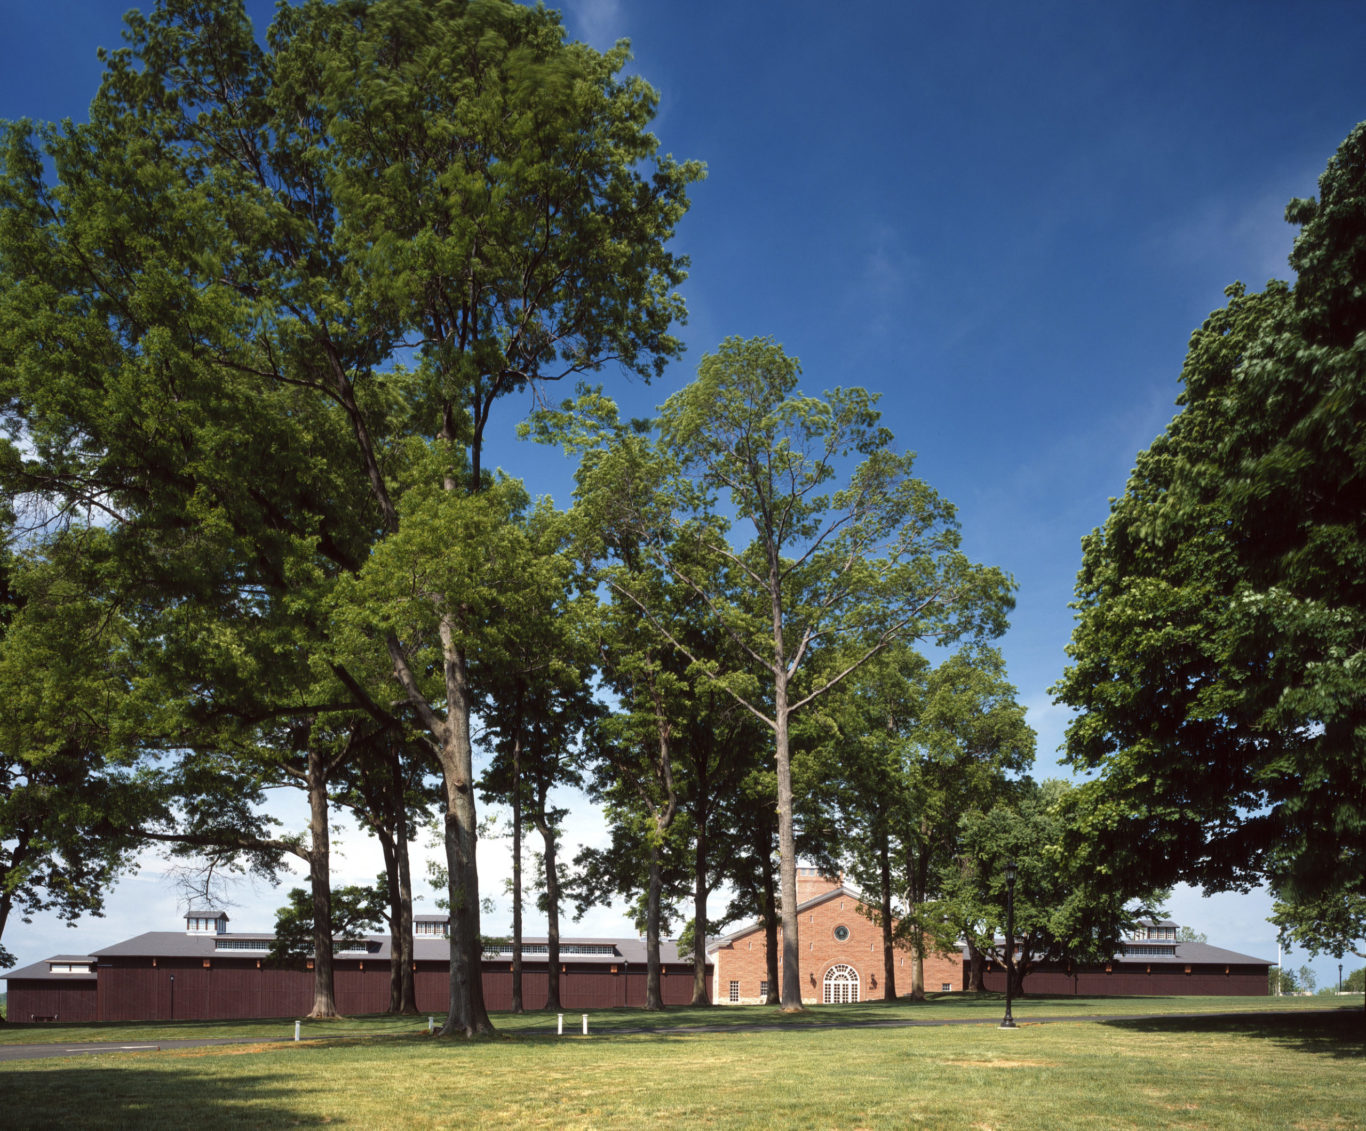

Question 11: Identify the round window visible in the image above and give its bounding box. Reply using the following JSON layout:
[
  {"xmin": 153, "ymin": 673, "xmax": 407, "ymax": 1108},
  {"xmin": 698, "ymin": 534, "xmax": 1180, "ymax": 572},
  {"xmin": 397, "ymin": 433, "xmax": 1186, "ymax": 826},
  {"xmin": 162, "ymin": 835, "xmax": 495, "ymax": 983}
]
[{"xmin": 833, "ymin": 924, "xmax": 850, "ymax": 942}]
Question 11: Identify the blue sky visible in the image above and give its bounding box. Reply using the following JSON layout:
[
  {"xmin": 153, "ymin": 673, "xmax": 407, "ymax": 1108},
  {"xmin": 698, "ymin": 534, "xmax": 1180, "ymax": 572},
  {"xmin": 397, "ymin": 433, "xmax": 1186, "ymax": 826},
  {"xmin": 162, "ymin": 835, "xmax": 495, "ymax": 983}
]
[{"xmin": 3, "ymin": 1, "xmax": 1364, "ymax": 992}]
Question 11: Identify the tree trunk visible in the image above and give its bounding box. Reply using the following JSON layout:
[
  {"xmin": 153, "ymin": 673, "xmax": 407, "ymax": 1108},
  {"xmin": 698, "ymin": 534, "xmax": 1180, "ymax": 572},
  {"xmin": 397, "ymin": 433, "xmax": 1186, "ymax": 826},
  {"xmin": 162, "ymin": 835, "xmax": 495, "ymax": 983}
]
[
  {"xmin": 760, "ymin": 848, "xmax": 780, "ymax": 1005},
  {"xmin": 967, "ymin": 943, "xmax": 985, "ymax": 991},
  {"xmin": 643, "ymin": 702, "xmax": 676, "ymax": 1012},
  {"xmin": 774, "ymin": 685, "xmax": 802, "ymax": 1010},
  {"xmin": 307, "ymin": 743, "xmax": 338, "ymax": 1019},
  {"xmin": 877, "ymin": 837, "xmax": 897, "ymax": 1001},
  {"xmin": 690, "ymin": 827, "xmax": 710, "ymax": 1005},
  {"xmin": 393, "ymin": 759, "xmax": 417, "ymax": 1014},
  {"xmin": 379, "ymin": 831, "xmax": 403, "ymax": 1012},
  {"xmin": 436, "ymin": 636, "xmax": 492, "ymax": 1038},
  {"xmin": 645, "ymin": 842, "xmax": 664, "ymax": 1010},
  {"xmin": 538, "ymin": 816, "xmax": 563, "ymax": 1012},
  {"xmin": 0, "ymin": 876, "xmax": 12, "ymax": 1024},
  {"xmin": 510, "ymin": 728, "xmax": 524, "ymax": 1013},
  {"xmin": 907, "ymin": 849, "xmax": 926, "ymax": 1001}
]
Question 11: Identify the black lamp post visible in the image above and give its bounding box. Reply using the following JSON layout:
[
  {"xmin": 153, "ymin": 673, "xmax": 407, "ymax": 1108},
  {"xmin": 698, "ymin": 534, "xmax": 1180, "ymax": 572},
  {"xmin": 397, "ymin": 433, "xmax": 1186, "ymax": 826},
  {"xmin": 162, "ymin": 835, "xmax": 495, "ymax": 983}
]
[
  {"xmin": 1000, "ymin": 859, "xmax": 1018, "ymax": 1029},
  {"xmin": 1338, "ymin": 963, "xmax": 1343, "ymax": 994}
]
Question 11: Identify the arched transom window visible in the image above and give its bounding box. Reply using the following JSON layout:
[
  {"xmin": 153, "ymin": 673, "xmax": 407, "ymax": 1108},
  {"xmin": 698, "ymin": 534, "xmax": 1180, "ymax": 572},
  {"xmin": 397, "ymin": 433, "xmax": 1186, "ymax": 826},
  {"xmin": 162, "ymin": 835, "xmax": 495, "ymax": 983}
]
[{"xmin": 823, "ymin": 963, "xmax": 860, "ymax": 1004}]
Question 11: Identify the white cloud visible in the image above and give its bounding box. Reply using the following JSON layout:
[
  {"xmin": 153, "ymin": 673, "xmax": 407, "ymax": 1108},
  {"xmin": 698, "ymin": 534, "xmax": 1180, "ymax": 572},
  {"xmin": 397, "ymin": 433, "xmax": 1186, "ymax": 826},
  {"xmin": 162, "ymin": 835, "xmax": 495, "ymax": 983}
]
[
  {"xmin": 1147, "ymin": 190, "xmax": 1297, "ymax": 289},
  {"xmin": 562, "ymin": 0, "xmax": 625, "ymax": 50},
  {"xmin": 1021, "ymin": 693, "xmax": 1071, "ymax": 772}
]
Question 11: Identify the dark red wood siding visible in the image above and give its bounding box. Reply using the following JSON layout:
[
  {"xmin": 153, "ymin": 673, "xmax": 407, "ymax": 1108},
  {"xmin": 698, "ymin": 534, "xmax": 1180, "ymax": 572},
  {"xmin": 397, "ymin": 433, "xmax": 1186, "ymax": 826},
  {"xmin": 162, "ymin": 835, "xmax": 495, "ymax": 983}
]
[
  {"xmin": 479, "ymin": 966, "xmax": 697, "ymax": 1010},
  {"xmin": 7, "ymin": 979, "xmax": 99, "ymax": 1022},
  {"xmin": 974, "ymin": 962, "xmax": 1268, "ymax": 997},
  {"xmin": 98, "ymin": 958, "xmax": 326, "ymax": 1020},
  {"xmin": 75, "ymin": 958, "xmax": 705, "ymax": 1021}
]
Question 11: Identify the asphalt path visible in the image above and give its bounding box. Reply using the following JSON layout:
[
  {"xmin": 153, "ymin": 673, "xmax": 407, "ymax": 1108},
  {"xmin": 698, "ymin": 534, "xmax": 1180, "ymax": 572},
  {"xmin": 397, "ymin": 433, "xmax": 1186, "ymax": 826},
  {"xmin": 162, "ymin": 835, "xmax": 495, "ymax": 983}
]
[
  {"xmin": 0, "ymin": 1035, "xmax": 298, "ymax": 1062},
  {"xmin": 0, "ymin": 1008, "xmax": 1351, "ymax": 1063}
]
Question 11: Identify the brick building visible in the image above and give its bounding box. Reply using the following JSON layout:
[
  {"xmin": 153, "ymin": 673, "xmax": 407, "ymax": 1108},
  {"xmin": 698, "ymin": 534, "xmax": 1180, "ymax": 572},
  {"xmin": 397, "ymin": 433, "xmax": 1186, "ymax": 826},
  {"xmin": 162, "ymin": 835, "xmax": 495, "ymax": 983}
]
[
  {"xmin": 706, "ymin": 872, "xmax": 1271, "ymax": 1003},
  {"xmin": 707, "ymin": 869, "xmax": 961, "ymax": 1004},
  {"xmin": 7, "ymin": 891, "xmax": 1272, "ymax": 1020}
]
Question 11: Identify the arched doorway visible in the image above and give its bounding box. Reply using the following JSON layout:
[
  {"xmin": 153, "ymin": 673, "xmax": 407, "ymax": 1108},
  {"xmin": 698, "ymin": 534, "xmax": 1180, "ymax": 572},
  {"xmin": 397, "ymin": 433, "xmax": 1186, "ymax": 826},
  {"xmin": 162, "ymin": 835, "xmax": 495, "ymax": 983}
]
[{"xmin": 823, "ymin": 963, "xmax": 860, "ymax": 1003}]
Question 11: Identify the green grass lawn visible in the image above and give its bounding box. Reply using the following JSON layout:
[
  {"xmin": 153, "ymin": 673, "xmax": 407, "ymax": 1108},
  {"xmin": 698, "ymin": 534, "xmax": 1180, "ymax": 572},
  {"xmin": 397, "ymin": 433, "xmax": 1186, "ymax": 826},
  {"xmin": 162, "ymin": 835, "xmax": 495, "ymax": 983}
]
[
  {"xmin": 0, "ymin": 997, "xmax": 1361, "ymax": 1129},
  {"xmin": 0, "ymin": 990, "xmax": 1346, "ymax": 1045}
]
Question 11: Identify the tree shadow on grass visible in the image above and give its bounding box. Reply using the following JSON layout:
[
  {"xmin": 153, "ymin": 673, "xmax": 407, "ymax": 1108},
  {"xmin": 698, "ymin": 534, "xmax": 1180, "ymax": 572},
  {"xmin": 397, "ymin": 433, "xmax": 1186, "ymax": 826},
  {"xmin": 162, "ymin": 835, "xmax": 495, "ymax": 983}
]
[
  {"xmin": 1102, "ymin": 1009, "xmax": 1365, "ymax": 1060},
  {"xmin": 0, "ymin": 1061, "xmax": 329, "ymax": 1129}
]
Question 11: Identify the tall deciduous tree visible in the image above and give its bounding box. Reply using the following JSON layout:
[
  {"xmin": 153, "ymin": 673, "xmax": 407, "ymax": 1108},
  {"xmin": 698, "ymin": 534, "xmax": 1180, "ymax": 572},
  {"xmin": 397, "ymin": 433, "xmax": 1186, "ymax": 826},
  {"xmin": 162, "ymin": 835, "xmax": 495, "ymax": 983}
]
[
  {"xmin": 331, "ymin": 733, "xmax": 438, "ymax": 1013},
  {"xmin": 675, "ymin": 682, "xmax": 763, "ymax": 1004},
  {"xmin": 583, "ymin": 533, "xmax": 718, "ymax": 1011},
  {"xmin": 477, "ymin": 502, "xmax": 595, "ymax": 1014},
  {"xmin": 832, "ymin": 645, "xmax": 1033, "ymax": 1000},
  {"xmin": 0, "ymin": 0, "xmax": 394, "ymax": 1021},
  {"xmin": 0, "ymin": 530, "xmax": 156, "ymax": 978},
  {"xmin": 948, "ymin": 779, "xmax": 1156, "ymax": 997},
  {"xmin": 1, "ymin": 0, "xmax": 698, "ymax": 1038},
  {"xmin": 284, "ymin": 0, "xmax": 699, "ymax": 1037},
  {"xmin": 569, "ymin": 337, "xmax": 1013, "ymax": 1009},
  {"xmin": 1054, "ymin": 121, "xmax": 1366, "ymax": 960}
]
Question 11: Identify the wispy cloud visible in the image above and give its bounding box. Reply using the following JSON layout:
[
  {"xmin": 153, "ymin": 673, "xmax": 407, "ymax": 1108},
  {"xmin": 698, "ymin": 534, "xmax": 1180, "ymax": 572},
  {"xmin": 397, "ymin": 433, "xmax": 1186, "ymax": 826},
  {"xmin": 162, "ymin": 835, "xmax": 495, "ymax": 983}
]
[
  {"xmin": 1147, "ymin": 190, "xmax": 1299, "ymax": 289},
  {"xmin": 839, "ymin": 222, "xmax": 926, "ymax": 351},
  {"xmin": 562, "ymin": 0, "xmax": 625, "ymax": 50}
]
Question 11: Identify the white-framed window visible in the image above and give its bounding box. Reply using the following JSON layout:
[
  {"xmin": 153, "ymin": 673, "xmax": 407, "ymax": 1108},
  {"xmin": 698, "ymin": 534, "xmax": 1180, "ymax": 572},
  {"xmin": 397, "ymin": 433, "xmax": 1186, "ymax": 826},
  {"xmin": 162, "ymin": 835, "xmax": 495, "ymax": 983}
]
[
  {"xmin": 728, "ymin": 980, "xmax": 740, "ymax": 1002},
  {"xmin": 823, "ymin": 963, "xmax": 860, "ymax": 1004},
  {"xmin": 186, "ymin": 914, "xmax": 226, "ymax": 935},
  {"xmin": 759, "ymin": 980, "xmax": 768, "ymax": 999},
  {"xmin": 941, "ymin": 983, "xmax": 952, "ymax": 992}
]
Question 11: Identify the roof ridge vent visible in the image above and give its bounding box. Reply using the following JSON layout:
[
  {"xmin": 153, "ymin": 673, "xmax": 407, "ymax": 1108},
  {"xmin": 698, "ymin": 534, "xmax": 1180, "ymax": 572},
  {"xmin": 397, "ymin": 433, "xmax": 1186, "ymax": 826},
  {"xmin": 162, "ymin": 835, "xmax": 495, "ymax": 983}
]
[{"xmin": 186, "ymin": 910, "xmax": 229, "ymax": 935}]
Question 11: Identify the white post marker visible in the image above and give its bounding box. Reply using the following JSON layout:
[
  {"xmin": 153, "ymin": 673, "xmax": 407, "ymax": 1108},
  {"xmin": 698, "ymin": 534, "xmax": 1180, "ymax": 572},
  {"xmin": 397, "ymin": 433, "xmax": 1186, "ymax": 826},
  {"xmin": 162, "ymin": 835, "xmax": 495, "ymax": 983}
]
[
  {"xmin": 294, "ymin": 1020, "xmax": 301, "ymax": 1042},
  {"xmin": 557, "ymin": 1013, "xmax": 564, "ymax": 1036},
  {"xmin": 582, "ymin": 1013, "xmax": 588, "ymax": 1036},
  {"xmin": 428, "ymin": 1017, "xmax": 435, "ymax": 1034}
]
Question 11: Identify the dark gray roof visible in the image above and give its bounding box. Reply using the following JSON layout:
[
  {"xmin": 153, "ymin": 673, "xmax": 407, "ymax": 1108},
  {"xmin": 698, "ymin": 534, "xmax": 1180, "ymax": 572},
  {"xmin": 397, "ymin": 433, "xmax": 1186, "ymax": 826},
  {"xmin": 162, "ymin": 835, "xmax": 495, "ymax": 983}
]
[
  {"xmin": 964, "ymin": 939, "xmax": 1270, "ymax": 966},
  {"xmin": 74, "ymin": 930, "xmax": 693, "ymax": 968},
  {"xmin": 1162, "ymin": 941, "xmax": 1269, "ymax": 965},
  {"xmin": 5, "ymin": 916, "xmax": 701, "ymax": 983},
  {"xmin": 3, "ymin": 956, "xmax": 98, "ymax": 981},
  {"xmin": 92, "ymin": 932, "xmax": 249, "ymax": 958},
  {"xmin": 480, "ymin": 937, "xmax": 692, "ymax": 966}
]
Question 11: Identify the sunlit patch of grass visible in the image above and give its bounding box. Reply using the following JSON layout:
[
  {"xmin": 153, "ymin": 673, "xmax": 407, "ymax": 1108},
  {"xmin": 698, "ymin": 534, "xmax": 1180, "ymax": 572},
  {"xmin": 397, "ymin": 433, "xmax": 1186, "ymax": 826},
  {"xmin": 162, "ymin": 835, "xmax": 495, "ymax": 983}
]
[
  {"xmin": 0, "ymin": 993, "xmax": 1348, "ymax": 1047},
  {"xmin": 2, "ymin": 1001, "xmax": 1361, "ymax": 1129}
]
